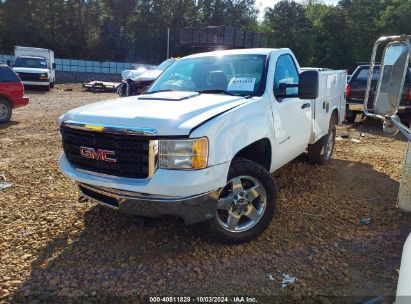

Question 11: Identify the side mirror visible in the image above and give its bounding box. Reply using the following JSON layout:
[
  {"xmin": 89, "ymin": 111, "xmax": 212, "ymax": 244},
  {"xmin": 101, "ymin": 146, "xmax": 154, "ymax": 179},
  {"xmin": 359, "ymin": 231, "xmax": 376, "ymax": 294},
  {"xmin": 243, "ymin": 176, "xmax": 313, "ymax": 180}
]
[
  {"xmin": 374, "ymin": 42, "xmax": 410, "ymax": 116},
  {"xmin": 6, "ymin": 60, "xmax": 11, "ymax": 67},
  {"xmin": 298, "ymin": 70, "xmax": 319, "ymax": 99},
  {"xmin": 52, "ymin": 63, "xmax": 56, "ymax": 69}
]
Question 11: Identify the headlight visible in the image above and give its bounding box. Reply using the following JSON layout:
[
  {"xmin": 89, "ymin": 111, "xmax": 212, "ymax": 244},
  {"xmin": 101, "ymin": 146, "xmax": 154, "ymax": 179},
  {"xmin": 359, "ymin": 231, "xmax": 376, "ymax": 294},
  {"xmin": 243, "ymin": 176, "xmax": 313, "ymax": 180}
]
[
  {"xmin": 159, "ymin": 138, "xmax": 208, "ymax": 169},
  {"xmin": 40, "ymin": 73, "xmax": 46, "ymax": 77}
]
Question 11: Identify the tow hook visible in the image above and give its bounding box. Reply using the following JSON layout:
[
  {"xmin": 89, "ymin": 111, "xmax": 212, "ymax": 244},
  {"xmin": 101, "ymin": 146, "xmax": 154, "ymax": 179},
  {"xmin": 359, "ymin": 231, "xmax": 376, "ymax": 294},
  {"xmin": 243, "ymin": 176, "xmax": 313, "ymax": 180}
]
[{"xmin": 78, "ymin": 195, "xmax": 88, "ymax": 204}]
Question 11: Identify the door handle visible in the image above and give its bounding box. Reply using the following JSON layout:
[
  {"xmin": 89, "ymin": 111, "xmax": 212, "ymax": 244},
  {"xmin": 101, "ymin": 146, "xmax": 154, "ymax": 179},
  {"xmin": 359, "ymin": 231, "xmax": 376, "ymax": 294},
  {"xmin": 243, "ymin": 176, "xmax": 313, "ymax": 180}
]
[{"xmin": 301, "ymin": 103, "xmax": 311, "ymax": 109}]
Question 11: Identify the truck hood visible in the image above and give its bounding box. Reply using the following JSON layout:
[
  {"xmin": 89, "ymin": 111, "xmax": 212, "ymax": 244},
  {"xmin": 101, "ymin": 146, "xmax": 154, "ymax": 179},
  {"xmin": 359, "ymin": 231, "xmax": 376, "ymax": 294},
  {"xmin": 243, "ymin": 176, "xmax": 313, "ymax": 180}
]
[
  {"xmin": 121, "ymin": 67, "xmax": 147, "ymax": 80},
  {"xmin": 61, "ymin": 91, "xmax": 249, "ymax": 136},
  {"xmin": 131, "ymin": 69, "xmax": 162, "ymax": 81},
  {"xmin": 13, "ymin": 67, "xmax": 49, "ymax": 74}
]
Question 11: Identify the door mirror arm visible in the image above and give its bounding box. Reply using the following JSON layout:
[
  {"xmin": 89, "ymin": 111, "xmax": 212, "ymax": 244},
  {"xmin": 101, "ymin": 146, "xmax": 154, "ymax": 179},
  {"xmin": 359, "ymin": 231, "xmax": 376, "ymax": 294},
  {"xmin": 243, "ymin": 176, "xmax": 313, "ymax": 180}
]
[{"xmin": 276, "ymin": 83, "xmax": 298, "ymax": 99}]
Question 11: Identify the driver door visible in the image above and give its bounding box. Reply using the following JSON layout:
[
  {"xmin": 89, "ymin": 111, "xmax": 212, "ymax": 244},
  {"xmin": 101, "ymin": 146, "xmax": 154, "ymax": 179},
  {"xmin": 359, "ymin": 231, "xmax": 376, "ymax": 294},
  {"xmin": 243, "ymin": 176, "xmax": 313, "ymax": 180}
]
[{"xmin": 270, "ymin": 54, "xmax": 312, "ymax": 168}]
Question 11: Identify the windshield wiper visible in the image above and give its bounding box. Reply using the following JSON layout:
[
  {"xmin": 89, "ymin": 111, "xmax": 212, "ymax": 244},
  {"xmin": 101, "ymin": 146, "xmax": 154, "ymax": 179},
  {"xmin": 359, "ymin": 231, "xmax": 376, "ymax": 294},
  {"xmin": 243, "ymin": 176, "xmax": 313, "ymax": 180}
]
[
  {"xmin": 196, "ymin": 89, "xmax": 239, "ymax": 96},
  {"xmin": 197, "ymin": 89, "xmax": 254, "ymax": 98}
]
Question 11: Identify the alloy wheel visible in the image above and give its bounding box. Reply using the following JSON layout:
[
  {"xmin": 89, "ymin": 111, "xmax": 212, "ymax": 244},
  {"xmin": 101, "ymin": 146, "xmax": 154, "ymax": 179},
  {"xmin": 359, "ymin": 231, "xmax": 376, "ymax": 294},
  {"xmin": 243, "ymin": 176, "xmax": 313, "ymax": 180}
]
[{"xmin": 216, "ymin": 175, "xmax": 267, "ymax": 233}]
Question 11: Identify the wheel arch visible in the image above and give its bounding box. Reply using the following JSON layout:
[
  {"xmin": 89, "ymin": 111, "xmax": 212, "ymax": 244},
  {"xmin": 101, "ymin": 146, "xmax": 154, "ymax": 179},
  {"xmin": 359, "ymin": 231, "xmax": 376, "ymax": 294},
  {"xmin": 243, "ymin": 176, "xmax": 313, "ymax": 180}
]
[
  {"xmin": 231, "ymin": 138, "xmax": 272, "ymax": 171},
  {"xmin": 331, "ymin": 107, "xmax": 339, "ymax": 124},
  {"xmin": 0, "ymin": 95, "xmax": 12, "ymax": 107}
]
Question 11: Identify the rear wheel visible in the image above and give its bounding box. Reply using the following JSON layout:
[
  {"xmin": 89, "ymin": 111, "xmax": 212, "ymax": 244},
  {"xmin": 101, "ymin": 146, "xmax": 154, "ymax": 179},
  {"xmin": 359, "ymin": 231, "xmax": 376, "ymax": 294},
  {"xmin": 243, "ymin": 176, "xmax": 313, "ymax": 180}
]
[
  {"xmin": 308, "ymin": 116, "xmax": 337, "ymax": 165},
  {"xmin": 0, "ymin": 98, "xmax": 12, "ymax": 123},
  {"xmin": 345, "ymin": 110, "xmax": 357, "ymax": 123},
  {"xmin": 208, "ymin": 158, "xmax": 277, "ymax": 244}
]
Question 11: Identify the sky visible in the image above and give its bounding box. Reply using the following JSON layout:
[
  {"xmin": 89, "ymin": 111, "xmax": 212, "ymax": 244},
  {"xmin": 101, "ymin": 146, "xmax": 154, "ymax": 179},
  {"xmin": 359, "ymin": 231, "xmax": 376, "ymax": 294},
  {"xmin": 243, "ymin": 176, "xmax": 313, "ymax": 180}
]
[{"xmin": 257, "ymin": 0, "xmax": 340, "ymax": 20}]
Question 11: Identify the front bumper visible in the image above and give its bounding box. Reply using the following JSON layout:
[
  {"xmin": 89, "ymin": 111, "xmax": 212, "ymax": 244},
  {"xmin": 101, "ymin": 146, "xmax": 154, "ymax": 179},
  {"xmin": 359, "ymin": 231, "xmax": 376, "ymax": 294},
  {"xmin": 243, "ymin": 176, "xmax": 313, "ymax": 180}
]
[
  {"xmin": 22, "ymin": 80, "xmax": 49, "ymax": 86},
  {"xmin": 59, "ymin": 154, "xmax": 229, "ymax": 197},
  {"xmin": 59, "ymin": 154, "xmax": 230, "ymax": 223},
  {"xmin": 78, "ymin": 183, "xmax": 219, "ymax": 224}
]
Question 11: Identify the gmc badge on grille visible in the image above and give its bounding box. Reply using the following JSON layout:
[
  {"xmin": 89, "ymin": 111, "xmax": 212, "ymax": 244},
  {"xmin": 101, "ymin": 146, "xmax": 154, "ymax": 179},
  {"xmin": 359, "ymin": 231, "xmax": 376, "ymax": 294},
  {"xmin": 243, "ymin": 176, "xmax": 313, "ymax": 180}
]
[{"xmin": 79, "ymin": 146, "xmax": 117, "ymax": 163}]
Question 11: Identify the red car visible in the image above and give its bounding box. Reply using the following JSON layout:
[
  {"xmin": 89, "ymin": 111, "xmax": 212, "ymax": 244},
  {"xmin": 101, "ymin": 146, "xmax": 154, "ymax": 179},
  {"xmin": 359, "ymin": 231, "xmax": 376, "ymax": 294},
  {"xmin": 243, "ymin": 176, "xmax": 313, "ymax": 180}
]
[{"xmin": 0, "ymin": 64, "xmax": 29, "ymax": 123}]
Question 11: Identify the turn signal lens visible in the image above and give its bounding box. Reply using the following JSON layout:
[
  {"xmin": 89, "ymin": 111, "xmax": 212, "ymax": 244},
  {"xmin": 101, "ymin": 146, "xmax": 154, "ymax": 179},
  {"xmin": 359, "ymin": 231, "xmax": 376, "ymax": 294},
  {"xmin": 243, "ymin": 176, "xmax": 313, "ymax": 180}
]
[
  {"xmin": 84, "ymin": 125, "xmax": 105, "ymax": 132},
  {"xmin": 192, "ymin": 137, "xmax": 208, "ymax": 169}
]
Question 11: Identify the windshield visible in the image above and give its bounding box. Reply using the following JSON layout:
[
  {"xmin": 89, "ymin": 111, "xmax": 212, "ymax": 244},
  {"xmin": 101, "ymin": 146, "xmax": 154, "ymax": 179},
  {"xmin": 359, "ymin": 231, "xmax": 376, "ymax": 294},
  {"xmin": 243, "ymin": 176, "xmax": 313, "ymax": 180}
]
[
  {"xmin": 147, "ymin": 54, "xmax": 267, "ymax": 97},
  {"xmin": 156, "ymin": 59, "xmax": 176, "ymax": 71},
  {"xmin": 14, "ymin": 57, "xmax": 47, "ymax": 69}
]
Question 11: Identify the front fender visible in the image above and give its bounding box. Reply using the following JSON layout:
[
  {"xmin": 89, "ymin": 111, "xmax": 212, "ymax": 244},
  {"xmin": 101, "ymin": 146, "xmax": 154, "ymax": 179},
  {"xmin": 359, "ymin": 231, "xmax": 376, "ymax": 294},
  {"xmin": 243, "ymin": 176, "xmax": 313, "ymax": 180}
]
[{"xmin": 190, "ymin": 97, "xmax": 275, "ymax": 168}]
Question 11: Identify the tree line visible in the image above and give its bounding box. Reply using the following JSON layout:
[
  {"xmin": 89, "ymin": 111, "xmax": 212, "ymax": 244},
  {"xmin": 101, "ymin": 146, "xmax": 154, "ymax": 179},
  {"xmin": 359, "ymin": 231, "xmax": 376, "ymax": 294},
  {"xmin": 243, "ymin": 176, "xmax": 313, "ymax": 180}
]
[{"xmin": 0, "ymin": 0, "xmax": 410, "ymax": 71}]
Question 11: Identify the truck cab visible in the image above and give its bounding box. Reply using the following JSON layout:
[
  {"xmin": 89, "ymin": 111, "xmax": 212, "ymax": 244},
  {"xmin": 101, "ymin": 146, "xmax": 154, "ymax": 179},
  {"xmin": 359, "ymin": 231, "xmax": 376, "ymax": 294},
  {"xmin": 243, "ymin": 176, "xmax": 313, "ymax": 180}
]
[
  {"xmin": 58, "ymin": 48, "xmax": 346, "ymax": 243},
  {"xmin": 12, "ymin": 46, "xmax": 56, "ymax": 90}
]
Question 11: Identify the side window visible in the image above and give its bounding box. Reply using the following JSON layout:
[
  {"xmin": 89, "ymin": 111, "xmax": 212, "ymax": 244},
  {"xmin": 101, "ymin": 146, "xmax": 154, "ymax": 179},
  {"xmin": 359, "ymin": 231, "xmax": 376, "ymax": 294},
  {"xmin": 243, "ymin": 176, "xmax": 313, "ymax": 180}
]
[
  {"xmin": 0, "ymin": 66, "xmax": 20, "ymax": 83},
  {"xmin": 273, "ymin": 55, "xmax": 299, "ymax": 97},
  {"xmin": 355, "ymin": 67, "xmax": 379, "ymax": 81}
]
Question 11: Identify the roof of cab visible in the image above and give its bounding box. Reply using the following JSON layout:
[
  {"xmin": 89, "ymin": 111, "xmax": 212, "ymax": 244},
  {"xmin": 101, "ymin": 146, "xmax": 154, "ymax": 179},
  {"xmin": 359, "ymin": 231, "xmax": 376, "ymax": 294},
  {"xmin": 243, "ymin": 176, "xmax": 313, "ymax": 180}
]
[{"xmin": 184, "ymin": 48, "xmax": 279, "ymax": 59}]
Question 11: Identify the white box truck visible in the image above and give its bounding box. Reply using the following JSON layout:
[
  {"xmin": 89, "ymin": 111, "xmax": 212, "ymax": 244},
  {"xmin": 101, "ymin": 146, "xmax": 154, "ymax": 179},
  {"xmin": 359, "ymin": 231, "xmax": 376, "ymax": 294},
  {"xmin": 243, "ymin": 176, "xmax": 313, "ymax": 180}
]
[
  {"xmin": 58, "ymin": 48, "xmax": 346, "ymax": 243},
  {"xmin": 12, "ymin": 46, "xmax": 56, "ymax": 90}
]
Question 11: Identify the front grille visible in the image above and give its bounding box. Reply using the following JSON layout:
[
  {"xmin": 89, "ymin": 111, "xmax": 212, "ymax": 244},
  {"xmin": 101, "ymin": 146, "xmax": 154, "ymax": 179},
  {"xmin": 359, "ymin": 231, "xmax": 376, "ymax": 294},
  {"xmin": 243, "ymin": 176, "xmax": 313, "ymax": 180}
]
[
  {"xmin": 17, "ymin": 72, "xmax": 42, "ymax": 81},
  {"xmin": 61, "ymin": 126, "xmax": 150, "ymax": 178}
]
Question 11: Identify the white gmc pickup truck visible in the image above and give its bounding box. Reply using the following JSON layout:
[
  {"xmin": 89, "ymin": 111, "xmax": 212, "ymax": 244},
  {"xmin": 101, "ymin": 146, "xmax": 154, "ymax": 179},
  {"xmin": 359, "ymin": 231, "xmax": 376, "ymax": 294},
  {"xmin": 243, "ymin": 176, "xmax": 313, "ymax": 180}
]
[{"xmin": 58, "ymin": 48, "xmax": 346, "ymax": 243}]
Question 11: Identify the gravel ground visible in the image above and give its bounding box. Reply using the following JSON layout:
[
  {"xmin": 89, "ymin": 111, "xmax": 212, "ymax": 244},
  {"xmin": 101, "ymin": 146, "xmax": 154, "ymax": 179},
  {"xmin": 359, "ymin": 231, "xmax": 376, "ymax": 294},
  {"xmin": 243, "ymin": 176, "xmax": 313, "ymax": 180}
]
[{"xmin": 1, "ymin": 84, "xmax": 411, "ymax": 303}]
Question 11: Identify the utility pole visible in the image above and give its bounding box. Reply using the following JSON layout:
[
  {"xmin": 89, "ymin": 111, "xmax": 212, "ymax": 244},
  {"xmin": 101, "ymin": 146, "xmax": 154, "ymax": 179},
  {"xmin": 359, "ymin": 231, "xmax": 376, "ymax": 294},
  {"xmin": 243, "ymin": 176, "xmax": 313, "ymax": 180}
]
[{"xmin": 167, "ymin": 28, "xmax": 170, "ymax": 59}]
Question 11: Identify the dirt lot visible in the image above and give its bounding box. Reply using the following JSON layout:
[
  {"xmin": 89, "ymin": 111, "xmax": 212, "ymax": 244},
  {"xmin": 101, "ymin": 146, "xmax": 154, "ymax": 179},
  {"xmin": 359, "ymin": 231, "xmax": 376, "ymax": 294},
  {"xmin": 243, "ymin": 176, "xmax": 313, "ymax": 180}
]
[{"xmin": 1, "ymin": 84, "xmax": 411, "ymax": 303}]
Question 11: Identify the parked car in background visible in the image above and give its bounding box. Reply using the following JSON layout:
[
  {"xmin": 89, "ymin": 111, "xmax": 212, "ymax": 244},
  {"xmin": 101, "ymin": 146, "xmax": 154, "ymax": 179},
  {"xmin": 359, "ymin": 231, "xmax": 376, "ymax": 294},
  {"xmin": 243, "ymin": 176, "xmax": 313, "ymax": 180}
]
[
  {"xmin": 58, "ymin": 48, "xmax": 346, "ymax": 243},
  {"xmin": 345, "ymin": 64, "xmax": 411, "ymax": 122},
  {"xmin": 0, "ymin": 64, "xmax": 29, "ymax": 123},
  {"xmin": 118, "ymin": 58, "xmax": 177, "ymax": 97},
  {"xmin": 12, "ymin": 46, "xmax": 56, "ymax": 91}
]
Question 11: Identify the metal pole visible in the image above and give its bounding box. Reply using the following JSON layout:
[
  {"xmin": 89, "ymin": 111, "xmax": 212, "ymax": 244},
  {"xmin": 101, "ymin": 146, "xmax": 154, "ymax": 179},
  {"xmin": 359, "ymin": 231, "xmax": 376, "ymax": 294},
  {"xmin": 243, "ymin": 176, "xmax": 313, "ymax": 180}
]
[
  {"xmin": 167, "ymin": 28, "xmax": 170, "ymax": 59},
  {"xmin": 399, "ymin": 141, "xmax": 411, "ymax": 212}
]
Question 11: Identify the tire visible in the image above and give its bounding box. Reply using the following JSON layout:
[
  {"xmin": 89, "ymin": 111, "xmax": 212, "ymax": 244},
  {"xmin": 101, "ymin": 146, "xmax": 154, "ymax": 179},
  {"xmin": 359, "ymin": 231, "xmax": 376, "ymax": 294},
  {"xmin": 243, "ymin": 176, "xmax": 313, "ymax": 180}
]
[
  {"xmin": 50, "ymin": 82, "xmax": 54, "ymax": 88},
  {"xmin": 45, "ymin": 83, "xmax": 51, "ymax": 91},
  {"xmin": 207, "ymin": 158, "xmax": 278, "ymax": 244},
  {"xmin": 0, "ymin": 98, "xmax": 12, "ymax": 123},
  {"xmin": 345, "ymin": 110, "xmax": 357, "ymax": 123},
  {"xmin": 308, "ymin": 116, "xmax": 337, "ymax": 165},
  {"xmin": 118, "ymin": 82, "xmax": 128, "ymax": 97}
]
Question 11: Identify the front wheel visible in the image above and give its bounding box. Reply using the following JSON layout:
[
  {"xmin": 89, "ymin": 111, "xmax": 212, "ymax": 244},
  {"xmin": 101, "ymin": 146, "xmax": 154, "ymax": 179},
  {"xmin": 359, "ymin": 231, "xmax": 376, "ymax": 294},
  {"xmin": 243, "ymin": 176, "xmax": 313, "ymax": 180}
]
[{"xmin": 208, "ymin": 158, "xmax": 278, "ymax": 244}]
